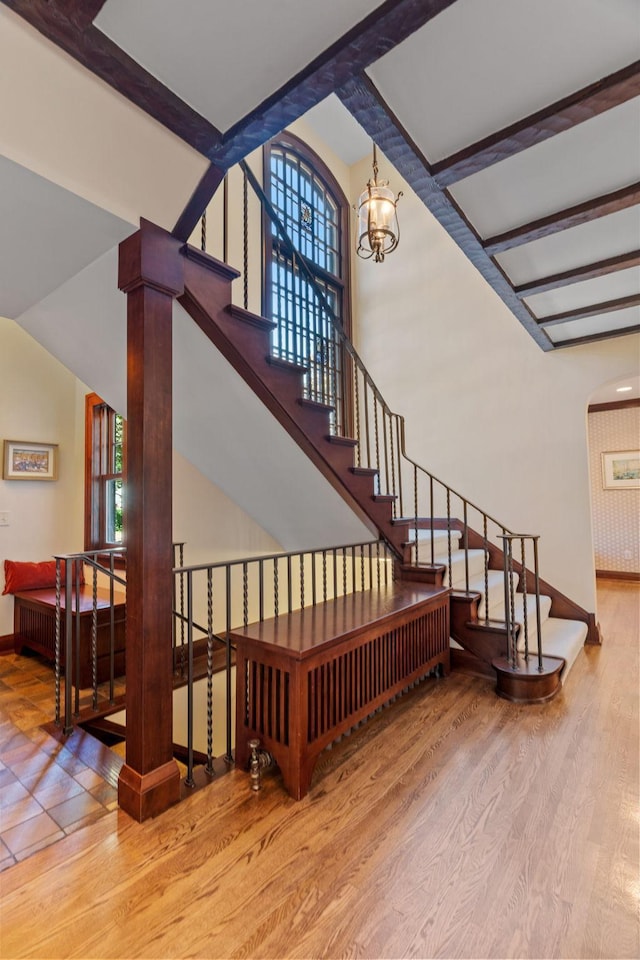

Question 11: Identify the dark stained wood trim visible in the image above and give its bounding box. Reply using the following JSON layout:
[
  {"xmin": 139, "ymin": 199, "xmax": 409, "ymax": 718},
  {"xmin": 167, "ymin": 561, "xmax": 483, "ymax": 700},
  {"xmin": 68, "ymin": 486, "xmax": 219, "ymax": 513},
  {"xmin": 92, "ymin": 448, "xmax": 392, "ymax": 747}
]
[
  {"xmin": 552, "ymin": 323, "xmax": 640, "ymax": 349},
  {"xmin": 596, "ymin": 569, "xmax": 640, "ymax": 582},
  {"xmin": 516, "ymin": 250, "xmax": 640, "ymax": 298},
  {"xmin": 49, "ymin": 0, "xmax": 107, "ymax": 30},
  {"xmin": 485, "ymin": 182, "xmax": 640, "ymax": 254},
  {"xmin": 588, "ymin": 398, "xmax": 640, "ymax": 412},
  {"xmin": 432, "ymin": 60, "xmax": 640, "ymax": 187},
  {"xmin": 172, "ymin": 162, "xmax": 226, "ymax": 243},
  {"xmin": 210, "ymin": 0, "xmax": 457, "ymax": 167},
  {"xmin": 117, "ymin": 220, "xmax": 183, "ymax": 821},
  {"xmin": 1, "ymin": 0, "xmax": 222, "ymax": 156},
  {"xmin": 337, "ymin": 73, "xmax": 554, "ymax": 351},
  {"xmin": 0, "ymin": 634, "xmax": 14, "ymax": 655},
  {"xmin": 536, "ymin": 294, "xmax": 640, "ymax": 328}
]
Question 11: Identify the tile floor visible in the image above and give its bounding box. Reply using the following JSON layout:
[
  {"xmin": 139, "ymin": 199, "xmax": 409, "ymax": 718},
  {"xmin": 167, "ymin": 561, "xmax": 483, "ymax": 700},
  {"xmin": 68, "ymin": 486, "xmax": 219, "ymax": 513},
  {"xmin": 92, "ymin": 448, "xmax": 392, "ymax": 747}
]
[{"xmin": 0, "ymin": 651, "xmax": 124, "ymax": 871}]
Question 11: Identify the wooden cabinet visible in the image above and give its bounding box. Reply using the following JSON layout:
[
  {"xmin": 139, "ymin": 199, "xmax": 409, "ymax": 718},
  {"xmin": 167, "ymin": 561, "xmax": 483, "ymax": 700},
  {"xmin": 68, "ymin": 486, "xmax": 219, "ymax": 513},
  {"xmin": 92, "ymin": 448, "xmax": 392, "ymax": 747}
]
[{"xmin": 13, "ymin": 586, "xmax": 126, "ymax": 687}]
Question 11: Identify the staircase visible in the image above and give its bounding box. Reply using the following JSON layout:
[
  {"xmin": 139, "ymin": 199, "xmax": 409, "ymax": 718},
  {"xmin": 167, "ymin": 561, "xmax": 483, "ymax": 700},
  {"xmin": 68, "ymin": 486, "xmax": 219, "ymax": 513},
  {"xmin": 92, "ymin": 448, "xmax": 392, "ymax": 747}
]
[{"xmin": 177, "ymin": 241, "xmax": 594, "ymax": 702}]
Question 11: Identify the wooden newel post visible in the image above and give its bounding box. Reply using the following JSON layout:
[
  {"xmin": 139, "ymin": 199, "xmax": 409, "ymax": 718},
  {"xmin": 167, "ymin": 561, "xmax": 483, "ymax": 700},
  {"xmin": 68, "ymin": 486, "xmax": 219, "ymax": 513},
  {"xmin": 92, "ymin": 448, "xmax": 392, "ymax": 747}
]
[{"xmin": 117, "ymin": 220, "xmax": 184, "ymax": 821}]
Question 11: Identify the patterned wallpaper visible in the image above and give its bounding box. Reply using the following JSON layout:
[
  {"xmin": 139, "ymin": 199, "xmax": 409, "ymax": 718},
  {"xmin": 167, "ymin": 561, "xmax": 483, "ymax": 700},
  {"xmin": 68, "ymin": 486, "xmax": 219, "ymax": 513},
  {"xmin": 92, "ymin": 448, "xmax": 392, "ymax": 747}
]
[{"xmin": 588, "ymin": 405, "xmax": 640, "ymax": 574}]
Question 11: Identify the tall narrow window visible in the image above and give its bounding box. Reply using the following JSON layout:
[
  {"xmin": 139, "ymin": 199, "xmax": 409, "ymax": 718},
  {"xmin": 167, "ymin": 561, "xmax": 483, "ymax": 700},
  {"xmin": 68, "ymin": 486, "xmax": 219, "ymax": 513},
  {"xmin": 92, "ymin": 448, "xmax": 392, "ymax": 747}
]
[
  {"xmin": 85, "ymin": 393, "xmax": 125, "ymax": 551},
  {"xmin": 264, "ymin": 133, "xmax": 351, "ymax": 433}
]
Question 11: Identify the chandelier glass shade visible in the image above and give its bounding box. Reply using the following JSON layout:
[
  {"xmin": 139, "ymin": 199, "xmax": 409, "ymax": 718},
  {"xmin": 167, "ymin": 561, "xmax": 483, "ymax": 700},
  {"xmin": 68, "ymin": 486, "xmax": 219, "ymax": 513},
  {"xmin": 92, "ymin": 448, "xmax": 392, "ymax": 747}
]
[{"xmin": 356, "ymin": 144, "xmax": 401, "ymax": 263}]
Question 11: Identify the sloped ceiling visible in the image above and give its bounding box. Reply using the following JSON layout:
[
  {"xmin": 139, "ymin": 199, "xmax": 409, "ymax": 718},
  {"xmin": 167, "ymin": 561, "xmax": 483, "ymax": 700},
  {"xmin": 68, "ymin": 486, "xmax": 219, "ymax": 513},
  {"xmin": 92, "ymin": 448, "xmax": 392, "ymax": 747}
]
[{"xmin": 2, "ymin": 0, "xmax": 639, "ymax": 350}]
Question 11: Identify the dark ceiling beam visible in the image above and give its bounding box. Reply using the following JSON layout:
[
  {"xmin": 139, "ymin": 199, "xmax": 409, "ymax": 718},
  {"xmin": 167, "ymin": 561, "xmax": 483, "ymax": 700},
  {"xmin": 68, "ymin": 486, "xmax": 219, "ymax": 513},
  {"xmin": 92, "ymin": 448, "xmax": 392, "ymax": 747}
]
[
  {"xmin": 516, "ymin": 250, "xmax": 640, "ymax": 298},
  {"xmin": 432, "ymin": 60, "xmax": 640, "ymax": 188},
  {"xmin": 0, "ymin": 0, "xmax": 222, "ymax": 156},
  {"xmin": 336, "ymin": 73, "xmax": 553, "ymax": 351},
  {"xmin": 484, "ymin": 182, "xmax": 640, "ymax": 255},
  {"xmin": 209, "ymin": 0, "xmax": 458, "ymax": 168},
  {"xmin": 552, "ymin": 323, "xmax": 640, "ymax": 350},
  {"xmin": 49, "ymin": 0, "xmax": 107, "ymax": 30},
  {"xmin": 172, "ymin": 163, "xmax": 227, "ymax": 243},
  {"xmin": 536, "ymin": 294, "xmax": 640, "ymax": 328}
]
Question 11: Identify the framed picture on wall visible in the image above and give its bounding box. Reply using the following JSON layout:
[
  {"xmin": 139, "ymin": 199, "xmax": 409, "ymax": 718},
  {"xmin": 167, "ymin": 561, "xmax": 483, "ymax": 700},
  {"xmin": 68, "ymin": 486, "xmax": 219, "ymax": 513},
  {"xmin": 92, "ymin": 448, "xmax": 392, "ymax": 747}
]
[
  {"xmin": 601, "ymin": 450, "xmax": 640, "ymax": 490},
  {"xmin": 2, "ymin": 440, "xmax": 58, "ymax": 481}
]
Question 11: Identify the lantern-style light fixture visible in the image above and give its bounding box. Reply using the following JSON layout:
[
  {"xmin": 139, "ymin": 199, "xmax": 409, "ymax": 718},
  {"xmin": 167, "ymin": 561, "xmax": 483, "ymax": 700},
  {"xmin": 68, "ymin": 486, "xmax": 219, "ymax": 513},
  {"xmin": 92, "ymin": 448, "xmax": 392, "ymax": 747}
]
[{"xmin": 356, "ymin": 143, "xmax": 402, "ymax": 263}]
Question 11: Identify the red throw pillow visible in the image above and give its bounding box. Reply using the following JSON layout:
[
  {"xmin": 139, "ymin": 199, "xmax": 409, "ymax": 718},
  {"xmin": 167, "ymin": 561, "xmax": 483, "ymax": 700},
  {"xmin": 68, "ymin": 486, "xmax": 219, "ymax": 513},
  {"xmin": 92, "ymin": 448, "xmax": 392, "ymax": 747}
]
[{"xmin": 2, "ymin": 559, "xmax": 85, "ymax": 595}]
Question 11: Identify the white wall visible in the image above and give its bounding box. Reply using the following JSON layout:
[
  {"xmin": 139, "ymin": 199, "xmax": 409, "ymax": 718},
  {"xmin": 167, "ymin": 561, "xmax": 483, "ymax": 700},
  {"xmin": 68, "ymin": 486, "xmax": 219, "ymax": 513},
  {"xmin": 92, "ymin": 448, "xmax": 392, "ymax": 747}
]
[
  {"xmin": 0, "ymin": 5, "xmax": 208, "ymax": 231},
  {"xmin": 349, "ymin": 153, "xmax": 640, "ymax": 612},
  {"xmin": 0, "ymin": 318, "xmax": 85, "ymax": 635},
  {"xmin": 588, "ymin": 404, "xmax": 640, "ymax": 575},
  {"xmin": 0, "ymin": 317, "xmax": 286, "ymax": 637}
]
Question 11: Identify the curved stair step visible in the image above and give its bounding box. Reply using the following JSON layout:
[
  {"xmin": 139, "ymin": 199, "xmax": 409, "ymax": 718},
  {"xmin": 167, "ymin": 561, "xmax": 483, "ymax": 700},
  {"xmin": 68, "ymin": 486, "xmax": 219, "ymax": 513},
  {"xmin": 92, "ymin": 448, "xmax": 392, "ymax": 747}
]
[{"xmin": 520, "ymin": 617, "xmax": 588, "ymax": 678}]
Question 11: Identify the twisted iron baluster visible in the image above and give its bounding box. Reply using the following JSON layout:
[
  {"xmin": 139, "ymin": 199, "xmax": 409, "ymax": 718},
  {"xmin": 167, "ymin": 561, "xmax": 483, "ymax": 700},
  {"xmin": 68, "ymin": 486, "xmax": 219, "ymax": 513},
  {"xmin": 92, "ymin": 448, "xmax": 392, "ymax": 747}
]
[
  {"xmin": 274, "ymin": 558, "xmax": 279, "ymax": 618},
  {"xmin": 322, "ymin": 550, "xmax": 327, "ymax": 602},
  {"xmin": 463, "ymin": 500, "xmax": 470, "ymax": 593},
  {"xmin": 429, "ymin": 475, "xmax": 435, "ymax": 566},
  {"xmin": 446, "ymin": 489, "xmax": 452, "ymax": 589},
  {"xmin": 373, "ymin": 394, "xmax": 380, "ymax": 487},
  {"xmin": 533, "ymin": 537, "xmax": 543, "ymax": 672},
  {"xmin": 389, "ymin": 413, "xmax": 396, "ymax": 518},
  {"xmin": 243, "ymin": 562, "xmax": 249, "ymax": 627},
  {"xmin": 414, "ymin": 465, "xmax": 419, "ymax": 566},
  {"xmin": 520, "ymin": 538, "xmax": 529, "ymax": 662},
  {"xmin": 91, "ymin": 566, "xmax": 98, "ymax": 710},
  {"xmin": 201, "ymin": 209, "xmax": 207, "ymax": 252},
  {"xmin": 206, "ymin": 569, "xmax": 214, "ymax": 776},
  {"xmin": 55, "ymin": 560, "xmax": 61, "ymax": 726},
  {"xmin": 243, "ymin": 169, "xmax": 249, "ymax": 310},
  {"xmin": 185, "ymin": 570, "xmax": 195, "ymax": 788},
  {"xmin": 508, "ymin": 539, "xmax": 517, "ymax": 668},
  {"xmin": 483, "ymin": 515, "xmax": 490, "ymax": 622},
  {"xmin": 354, "ymin": 366, "xmax": 361, "ymax": 467},
  {"xmin": 300, "ymin": 553, "xmax": 305, "ymax": 609},
  {"xmin": 342, "ymin": 547, "xmax": 347, "ymax": 596}
]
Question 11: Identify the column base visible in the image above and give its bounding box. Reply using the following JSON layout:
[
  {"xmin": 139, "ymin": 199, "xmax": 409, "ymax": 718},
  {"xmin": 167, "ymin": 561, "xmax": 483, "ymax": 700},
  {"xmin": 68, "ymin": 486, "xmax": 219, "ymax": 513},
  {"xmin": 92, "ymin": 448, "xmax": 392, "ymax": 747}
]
[{"xmin": 118, "ymin": 760, "xmax": 181, "ymax": 822}]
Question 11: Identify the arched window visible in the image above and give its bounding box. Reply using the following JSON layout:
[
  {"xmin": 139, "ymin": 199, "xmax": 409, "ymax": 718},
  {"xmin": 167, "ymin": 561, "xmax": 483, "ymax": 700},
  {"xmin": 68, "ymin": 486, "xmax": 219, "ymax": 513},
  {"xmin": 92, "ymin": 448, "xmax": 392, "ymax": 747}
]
[{"xmin": 263, "ymin": 133, "xmax": 351, "ymax": 433}]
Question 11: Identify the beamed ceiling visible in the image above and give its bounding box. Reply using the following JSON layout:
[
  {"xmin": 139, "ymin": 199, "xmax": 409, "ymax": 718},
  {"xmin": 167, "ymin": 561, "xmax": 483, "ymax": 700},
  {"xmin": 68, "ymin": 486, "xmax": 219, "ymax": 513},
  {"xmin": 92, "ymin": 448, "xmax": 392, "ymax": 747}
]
[{"xmin": 3, "ymin": 0, "xmax": 640, "ymax": 351}]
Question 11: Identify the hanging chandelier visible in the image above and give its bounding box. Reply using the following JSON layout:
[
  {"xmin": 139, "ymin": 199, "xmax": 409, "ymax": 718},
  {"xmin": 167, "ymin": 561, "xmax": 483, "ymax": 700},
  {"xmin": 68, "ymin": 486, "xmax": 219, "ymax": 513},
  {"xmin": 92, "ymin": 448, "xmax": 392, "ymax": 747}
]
[{"xmin": 356, "ymin": 144, "xmax": 402, "ymax": 263}]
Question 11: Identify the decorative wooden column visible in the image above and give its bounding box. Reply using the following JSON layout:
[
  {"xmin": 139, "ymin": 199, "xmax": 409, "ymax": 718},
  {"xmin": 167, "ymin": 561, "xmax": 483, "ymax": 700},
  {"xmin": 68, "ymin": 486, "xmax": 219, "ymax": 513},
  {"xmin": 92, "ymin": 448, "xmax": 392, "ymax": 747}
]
[{"xmin": 117, "ymin": 220, "xmax": 183, "ymax": 821}]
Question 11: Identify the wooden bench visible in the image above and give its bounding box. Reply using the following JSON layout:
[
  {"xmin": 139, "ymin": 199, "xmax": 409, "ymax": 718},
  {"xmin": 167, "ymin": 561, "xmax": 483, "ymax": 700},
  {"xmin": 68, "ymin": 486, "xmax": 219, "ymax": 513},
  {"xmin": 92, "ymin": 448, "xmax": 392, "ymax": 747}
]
[
  {"xmin": 13, "ymin": 586, "xmax": 126, "ymax": 687},
  {"xmin": 231, "ymin": 580, "xmax": 450, "ymax": 800}
]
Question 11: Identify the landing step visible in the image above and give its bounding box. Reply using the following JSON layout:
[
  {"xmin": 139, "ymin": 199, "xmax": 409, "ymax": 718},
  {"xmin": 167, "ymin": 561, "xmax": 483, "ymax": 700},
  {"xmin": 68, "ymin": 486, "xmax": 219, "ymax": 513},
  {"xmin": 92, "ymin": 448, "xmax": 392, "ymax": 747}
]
[
  {"xmin": 182, "ymin": 244, "xmax": 240, "ymax": 281},
  {"xmin": 493, "ymin": 654, "xmax": 564, "ymax": 704}
]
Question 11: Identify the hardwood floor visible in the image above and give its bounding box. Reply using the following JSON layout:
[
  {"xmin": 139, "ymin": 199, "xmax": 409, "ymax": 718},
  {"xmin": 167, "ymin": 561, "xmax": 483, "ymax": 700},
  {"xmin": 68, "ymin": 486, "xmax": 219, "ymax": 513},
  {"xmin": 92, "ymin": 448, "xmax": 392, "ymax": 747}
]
[{"xmin": 1, "ymin": 580, "xmax": 638, "ymax": 960}]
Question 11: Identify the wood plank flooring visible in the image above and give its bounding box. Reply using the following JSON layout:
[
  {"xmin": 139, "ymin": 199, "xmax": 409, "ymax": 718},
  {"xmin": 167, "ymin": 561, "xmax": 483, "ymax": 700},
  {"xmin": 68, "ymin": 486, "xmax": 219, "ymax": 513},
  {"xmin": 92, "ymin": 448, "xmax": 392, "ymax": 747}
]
[{"xmin": 1, "ymin": 580, "xmax": 638, "ymax": 960}]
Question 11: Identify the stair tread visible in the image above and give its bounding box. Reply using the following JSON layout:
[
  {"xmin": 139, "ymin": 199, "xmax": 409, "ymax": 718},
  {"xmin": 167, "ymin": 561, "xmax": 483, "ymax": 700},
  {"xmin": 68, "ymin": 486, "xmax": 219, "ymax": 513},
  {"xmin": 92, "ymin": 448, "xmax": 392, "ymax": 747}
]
[
  {"xmin": 327, "ymin": 435, "xmax": 358, "ymax": 447},
  {"xmin": 266, "ymin": 355, "xmax": 308, "ymax": 374},
  {"xmin": 298, "ymin": 397, "xmax": 335, "ymax": 413},
  {"xmin": 227, "ymin": 303, "xmax": 277, "ymax": 332}
]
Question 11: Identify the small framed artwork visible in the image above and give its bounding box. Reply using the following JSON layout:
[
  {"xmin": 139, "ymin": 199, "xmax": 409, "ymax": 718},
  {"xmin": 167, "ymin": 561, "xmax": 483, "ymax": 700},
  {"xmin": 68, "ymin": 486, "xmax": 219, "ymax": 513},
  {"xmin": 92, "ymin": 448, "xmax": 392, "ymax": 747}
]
[
  {"xmin": 601, "ymin": 450, "xmax": 640, "ymax": 490},
  {"xmin": 2, "ymin": 440, "xmax": 59, "ymax": 481}
]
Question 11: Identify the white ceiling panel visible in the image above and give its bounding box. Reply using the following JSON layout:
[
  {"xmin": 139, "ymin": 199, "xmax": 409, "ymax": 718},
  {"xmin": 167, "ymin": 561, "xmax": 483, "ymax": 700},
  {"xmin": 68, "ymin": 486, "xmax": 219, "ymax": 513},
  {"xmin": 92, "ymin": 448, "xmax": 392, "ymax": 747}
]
[
  {"xmin": 303, "ymin": 96, "xmax": 372, "ymax": 166},
  {"xmin": 95, "ymin": 0, "xmax": 383, "ymax": 133},
  {"xmin": 0, "ymin": 155, "xmax": 134, "ymax": 320},
  {"xmin": 367, "ymin": 0, "xmax": 640, "ymax": 163},
  {"xmin": 496, "ymin": 207, "xmax": 640, "ymax": 287},
  {"xmin": 545, "ymin": 306, "xmax": 640, "ymax": 343},
  {"xmin": 448, "ymin": 98, "xmax": 640, "ymax": 238},
  {"xmin": 525, "ymin": 267, "xmax": 640, "ymax": 317}
]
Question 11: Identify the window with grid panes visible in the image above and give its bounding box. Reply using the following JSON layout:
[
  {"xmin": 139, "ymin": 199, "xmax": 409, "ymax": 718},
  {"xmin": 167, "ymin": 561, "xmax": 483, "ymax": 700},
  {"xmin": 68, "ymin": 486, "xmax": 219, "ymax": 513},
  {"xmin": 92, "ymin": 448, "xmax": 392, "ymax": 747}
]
[
  {"xmin": 264, "ymin": 133, "xmax": 351, "ymax": 434},
  {"xmin": 85, "ymin": 393, "xmax": 125, "ymax": 551}
]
